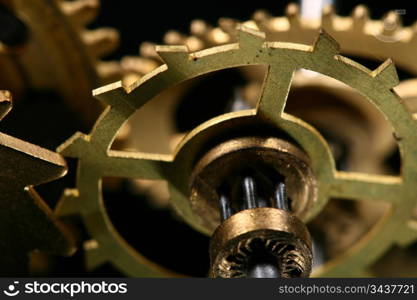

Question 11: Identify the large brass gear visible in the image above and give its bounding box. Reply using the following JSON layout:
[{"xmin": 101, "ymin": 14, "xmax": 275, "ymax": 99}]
[
  {"xmin": 57, "ymin": 25, "xmax": 417, "ymax": 277},
  {"xmin": 120, "ymin": 3, "xmax": 412, "ymax": 211},
  {"xmin": 121, "ymin": 3, "xmax": 417, "ymax": 168}
]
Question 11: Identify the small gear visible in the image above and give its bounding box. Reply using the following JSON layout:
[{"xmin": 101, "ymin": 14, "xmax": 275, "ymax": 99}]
[{"xmin": 57, "ymin": 26, "xmax": 417, "ymax": 277}]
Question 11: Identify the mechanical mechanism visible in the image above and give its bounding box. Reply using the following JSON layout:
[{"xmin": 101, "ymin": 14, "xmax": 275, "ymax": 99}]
[{"xmin": 1, "ymin": 1, "xmax": 417, "ymax": 278}]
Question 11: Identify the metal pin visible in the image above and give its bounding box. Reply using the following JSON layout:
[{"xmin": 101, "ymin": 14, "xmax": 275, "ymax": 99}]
[
  {"xmin": 274, "ymin": 182, "xmax": 289, "ymax": 211},
  {"xmin": 248, "ymin": 262, "xmax": 280, "ymax": 278},
  {"xmin": 219, "ymin": 194, "xmax": 232, "ymax": 221},
  {"xmin": 243, "ymin": 176, "xmax": 257, "ymax": 209}
]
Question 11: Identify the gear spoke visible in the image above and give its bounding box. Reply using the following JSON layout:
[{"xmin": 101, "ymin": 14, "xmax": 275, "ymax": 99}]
[
  {"xmin": 330, "ymin": 171, "xmax": 402, "ymax": 203},
  {"xmin": 256, "ymin": 66, "xmax": 294, "ymax": 122},
  {"xmin": 100, "ymin": 150, "xmax": 173, "ymax": 180}
]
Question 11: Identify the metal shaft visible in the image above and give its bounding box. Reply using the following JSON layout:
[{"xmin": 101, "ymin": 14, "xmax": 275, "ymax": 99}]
[
  {"xmin": 219, "ymin": 194, "xmax": 232, "ymax": 221},
  {"xmin": 242, "ymin": 176, "xmax": 258, "ymax": 209},
  {"xmin": 274, "ymin": 181, "xmax": 289, "ymax": 211}
]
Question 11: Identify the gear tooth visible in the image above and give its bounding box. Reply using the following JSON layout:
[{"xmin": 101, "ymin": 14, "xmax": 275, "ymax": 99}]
[
  {"xmin": 218, "ymin": 18, "xmax": 238, "ymax": 34},
  {"xmin": 381, "ymin": 11, "xmax": 402, "ymax": 37},
  {"xmin": 121, "ymin": 56, "xmax": 159, "ymax": 76},
  {"xmin": 0, "ymin": 90, "xmax": 12, "ymax": 121},
  {"xmin": 96, "ymin": 61, "xmax": 124, "ymax": 84},
  {"xmin": 139, "ymin": 42, "xmax": 162, "ymax": 61},
  {"xmin": 208, "ymin": 27, "xmax": 231, "ymax": 44},
  {"xmin": 84, "ymin": 240, "xmax": 109, "ymax": 271},
  {"xmin": 190, "ymin": 19, "xmax": 210, "ymax": 36},
  {"xmin": 252, "ymin": 9, "xmax": 270, "ymax": 23},
  {"xmin": 163, "ymin": 30, "xmax": 184, "ymax": 45},
  {"xmin": 59, "ymin": 0, "xmax": 100, "ymax": 27},
  {"xmin": 184, "ymin": 36, "xmax": 204, "ymax": 52},
  {"xmin": 313, "ymin": 29, "xmax": 340, "ymax": 55},
  {"xmin": 92, "ymin": 80, "xmax": 132, "ymax": 108},
  {"xmin": 237, "ymin": 25, "xmax": 265, "ymax": 50},
  {"xmin": 321, "ymin": 4, "xmax": 335, "ymax": 29},
  {"xmin": 351, "ymin": 5, "xmax": 369, "ymax": 30},
  {"xmin": 285, "ymin": 3, "xmax": 300, "ymax": 28},
  {"xmin": 82, "ymin": 28, "xmax": 120, "ymax": 58},
  {"xmin": 57, "ymin": 132, "xmax": 90, "ymax": 157},
  {"xmin": 55, "ymin": 189, "xmax": 80, "ymax": 217},
  {"xmin": 242, "ymin": 20, "xmax": 260, "ymax": 31},
  {"xmin": 156, "ymin": 45, "xmax": 189, "ymax": 66},
  {"xmin": 371, "ymin": 59, "xmax": 399, "ymax": 88},
  {"xmin": 352, "ymin": 5, "xmax": 370, "ymax": 20},
  {"xmin": 395, "ymin": 220, "xmax": 417, "ymax": 247}
]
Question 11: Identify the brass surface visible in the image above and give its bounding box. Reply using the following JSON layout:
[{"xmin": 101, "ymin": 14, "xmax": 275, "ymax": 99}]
[
  {"xmin": 0, "ymin": 91, "xmax": 75, "ymax": 276},
  {"xmin": 209, "ymin": 207, "xmax": 312, "ymax": 278},
  {"xmin": 57, "ymin": 26, "xmax": 417, "ymax": 277},
  {"xmin": 189, "ymin": 137, "xmax": 316, "ymax": 232}
]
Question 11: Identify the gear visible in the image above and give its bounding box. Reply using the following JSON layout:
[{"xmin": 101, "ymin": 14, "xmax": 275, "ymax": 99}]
[
  {"xmin": 120, "ymin": 3, "xmax": 411, "ymax": 211},
  {"xmin": 57, "ymin": 26, "xmax": 417, "ymax": 277},
  {"xmin": 0, "ymin": 90, "xmax": 75, "ymax": 275},
  {"xmin": 122, "ymin": 3, "xmax": 417, "ymax": 81},
  {"xmin": 121, "ymin": 3, "xmax": 417, "ymax": 170},
  {"xmin": 0, "ymin": 0, "xmax": 123, "ymax": 125}
]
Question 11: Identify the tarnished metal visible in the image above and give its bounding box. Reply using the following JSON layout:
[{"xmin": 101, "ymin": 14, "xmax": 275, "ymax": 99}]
[
  {"xmin": 0, "ymin": 90, "xmax": 75, "ymax": 276},
  {"xmin": 189, "ymin": 137, "xmax": 316, "ymax": 233},
  {"xmin": 57, "ymin": 25, "xmax": 417, "ymax": 277},
  {"xmin": 209, "ymin": 207, "xmax": 312, "ymax": 278}
]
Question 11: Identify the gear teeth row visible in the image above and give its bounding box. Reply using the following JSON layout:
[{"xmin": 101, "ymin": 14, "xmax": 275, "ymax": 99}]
[
  {"xmin": 58, "ymin": 0, "xmax": 123, "ymax": 85},
  {"xmin": 154, "ymin": 26, "xmax": 266, "ymax": 68},
  {"xmin": 120, "ymin": 2, "xmax": 417, "ymax": 87}
]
